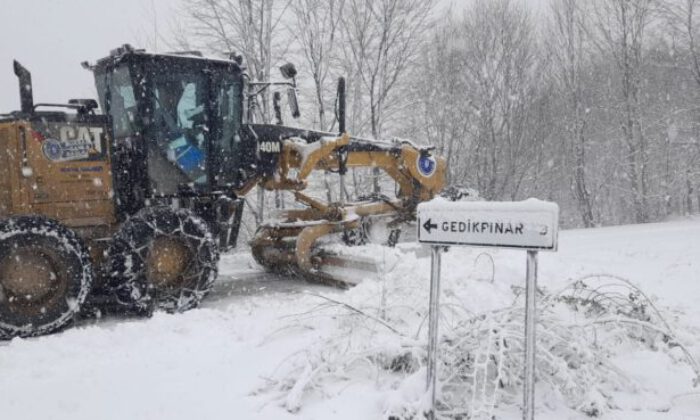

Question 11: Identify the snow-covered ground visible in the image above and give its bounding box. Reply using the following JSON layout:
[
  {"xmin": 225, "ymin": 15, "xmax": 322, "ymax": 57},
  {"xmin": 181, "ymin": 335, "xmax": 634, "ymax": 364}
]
[{"xmin": 1, "ymin": 218, "xmax": 699, "ymax": 419}]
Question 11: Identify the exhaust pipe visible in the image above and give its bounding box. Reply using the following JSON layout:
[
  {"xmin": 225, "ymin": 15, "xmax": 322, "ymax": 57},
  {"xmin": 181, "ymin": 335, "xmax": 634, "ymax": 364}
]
[
  {"xmin": 336, "ymin": 77, "xmax": 348, "ymax": 203},
  {"xmin": 13, "ymin": 60, "xmax": 33, "ymax": 114},
  {"xmin": 337, "ymin": 77, "xmax": 346, "ymax": 134}
]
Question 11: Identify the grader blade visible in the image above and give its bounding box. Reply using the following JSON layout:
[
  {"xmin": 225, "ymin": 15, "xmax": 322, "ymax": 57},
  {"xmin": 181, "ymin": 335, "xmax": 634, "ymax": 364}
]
[
  {"xmin": 311, "ymin": 251, "xmax": 381, "ymax": 287},
  {"xmin": 250, "ymin": 219, "xmax": 390, "ymax": 287}
]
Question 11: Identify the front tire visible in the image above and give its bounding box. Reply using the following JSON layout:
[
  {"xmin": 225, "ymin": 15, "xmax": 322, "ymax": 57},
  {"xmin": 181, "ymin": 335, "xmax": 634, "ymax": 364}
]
[
  {"xmin": 106, "ymin": 207, "xmax": 219, "ymax": 313},
  {"xmin": 0, "ymin": 216, "xmax": 92, "ymax": 339}
]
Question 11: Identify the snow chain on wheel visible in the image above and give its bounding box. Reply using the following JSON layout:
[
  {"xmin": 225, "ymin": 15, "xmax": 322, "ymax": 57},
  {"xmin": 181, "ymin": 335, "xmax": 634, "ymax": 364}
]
[
  {"xmin": 106, "ymin": 207, "xmax": 219, "ymax": 313},
  {"xmin": 0, "ymin": 216, "xmax": 93, "ymax": 339}
]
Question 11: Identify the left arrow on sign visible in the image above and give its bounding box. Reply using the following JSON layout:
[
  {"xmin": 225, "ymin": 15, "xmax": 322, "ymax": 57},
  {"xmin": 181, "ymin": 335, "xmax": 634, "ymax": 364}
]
[{"xmin": 423, "ymin": 218, "xmax": 438, "ymax": 234}]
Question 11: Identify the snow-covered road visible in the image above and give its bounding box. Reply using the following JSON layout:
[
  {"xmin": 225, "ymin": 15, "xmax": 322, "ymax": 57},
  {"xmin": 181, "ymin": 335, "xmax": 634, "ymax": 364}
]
[{"xmin": 1, "ymin": 220, "xmax": 699, "ymax": 419}]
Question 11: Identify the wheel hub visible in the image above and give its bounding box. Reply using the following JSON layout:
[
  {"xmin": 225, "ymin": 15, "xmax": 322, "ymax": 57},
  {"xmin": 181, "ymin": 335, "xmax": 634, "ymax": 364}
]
[
  {"xmin": 146, "ymin": 237, "xmax": 192, "ymax": 289},
  {"xmin": 0, "ymin": 248, "xmax": 58, "ymax": 303}
]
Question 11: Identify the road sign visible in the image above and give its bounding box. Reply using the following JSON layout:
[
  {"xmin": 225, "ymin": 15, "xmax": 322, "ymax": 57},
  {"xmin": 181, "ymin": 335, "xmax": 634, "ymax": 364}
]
[
  {"xmin": 419, "ymin": 198, "xmax": 560, "ymax": 420},
  {"xmin": 417, "ymin": 198, "xmax": 559, "ymax": 251}
]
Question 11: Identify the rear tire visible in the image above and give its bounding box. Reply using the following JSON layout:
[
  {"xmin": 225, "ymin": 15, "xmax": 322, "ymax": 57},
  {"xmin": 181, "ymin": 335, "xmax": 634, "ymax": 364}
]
[
  {"xmin": 0, "ymin": 216, "xmax": 92, "ymax": 339},
  {"xmin": 106, "ymin": 207, "xmax": 219, "ymax": 313}
]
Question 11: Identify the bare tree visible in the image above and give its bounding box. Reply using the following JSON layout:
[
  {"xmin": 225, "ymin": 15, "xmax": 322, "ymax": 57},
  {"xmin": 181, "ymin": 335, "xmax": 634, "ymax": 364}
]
[
  {"xmin": 660, "ymin": 0, "xmax": 700, "ymax": 213},
  {"xmin": 663, "ymin": 0, "xmax": 700, "ymax": 85},
  {"xmin": 184, "ymin": 0, "xmax": 291, "ymax": 123},
  {"xmin": 339, "ymin": 0, "xmax": 435, "ymax": 194},
  {"xmin": 548, "ymin": 0, "xmax": 596, "ymax": 226},
  {"xmin": 460, "ymin": 0, "xmax": 543, "ymax": 201},
  {"xmin": 593, "ymin": 0, "xmax": 658, "ymax": 223},
  {"xmin": 408, "ymin": 11, "xmax": 472, "ymax": 186},
  {"xmin": 341, "ymin": 0, "xmax": 435, "ymax": 139},
  {"xmin": 290, "ymin": 0, "xmax": 344, "ymax": 130},
  {"xmin": 287, "ymin": 0, "xmax": 346, "ymax": 201}
]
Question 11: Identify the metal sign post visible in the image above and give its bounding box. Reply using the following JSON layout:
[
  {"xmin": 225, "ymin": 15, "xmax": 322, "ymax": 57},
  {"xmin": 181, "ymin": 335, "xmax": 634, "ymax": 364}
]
[
  {"xmin": 417, "ymin": 199, "xmax": 559, "ymax": 420},
  {"xmin": 426, "ymin": 245, "xmax": 442, "ymax": 420},
  {"xmin": 523, "ymin": 250, "xmax": 538, "ymax": 420}
]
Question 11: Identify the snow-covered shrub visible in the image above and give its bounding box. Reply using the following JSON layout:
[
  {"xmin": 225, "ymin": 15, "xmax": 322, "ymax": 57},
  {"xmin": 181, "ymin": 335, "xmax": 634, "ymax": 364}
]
[{"xmin": 257, "ymin": 248, "xmax": 699, "ymax": 419}]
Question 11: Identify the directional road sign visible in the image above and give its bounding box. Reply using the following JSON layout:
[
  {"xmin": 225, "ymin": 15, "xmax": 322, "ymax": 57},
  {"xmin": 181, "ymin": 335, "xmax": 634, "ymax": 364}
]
[{"xmin": 417, "ymin": 198, "xmax": 559, "ymax": 251}]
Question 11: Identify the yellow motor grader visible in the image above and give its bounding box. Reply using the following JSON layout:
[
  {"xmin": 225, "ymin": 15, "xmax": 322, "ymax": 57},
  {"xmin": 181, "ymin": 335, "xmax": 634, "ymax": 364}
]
[{"xmin": 0, "ymin": 45, "xmax": 445, "ymax": 338}]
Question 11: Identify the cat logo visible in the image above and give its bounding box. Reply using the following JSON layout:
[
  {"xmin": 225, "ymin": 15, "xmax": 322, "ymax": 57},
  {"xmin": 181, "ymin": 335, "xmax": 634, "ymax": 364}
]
[
  {"xmin": 41, "ymin": 125, "xmax": 105, "ymax": 162},
  {"xmin": 258, "ymin": 141, "xmax": 281, "ymax": 153}
]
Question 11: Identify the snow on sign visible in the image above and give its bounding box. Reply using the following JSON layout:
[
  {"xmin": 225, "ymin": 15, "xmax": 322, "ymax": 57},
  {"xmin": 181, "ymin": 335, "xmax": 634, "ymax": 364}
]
[{"xmin": 417, "ymin": 198, "xmax": 559, "ymax": 251}]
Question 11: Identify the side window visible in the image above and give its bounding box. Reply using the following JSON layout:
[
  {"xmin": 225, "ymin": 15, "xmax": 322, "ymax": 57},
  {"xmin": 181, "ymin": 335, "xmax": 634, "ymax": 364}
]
[
  {"xmin": 214, "ymin": 77, "xmax": 245, "ymax": 187},
  {"xmin": 119, "ymin": 85, "xmax": 136, "ymax": 108},
  {"xmin": 108, "ymin": 66, "xmax": 137, "ymax": 138},
  {"xmin": 217, "ymin": 81, "xmax": 239, "ymax": 153}
]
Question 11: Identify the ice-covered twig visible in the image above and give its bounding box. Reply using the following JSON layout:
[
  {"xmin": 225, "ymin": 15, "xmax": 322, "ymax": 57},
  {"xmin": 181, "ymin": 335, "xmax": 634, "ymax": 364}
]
[{"xmin": 303, "ymin": 292, "xmax": 405, "ymax": 336}]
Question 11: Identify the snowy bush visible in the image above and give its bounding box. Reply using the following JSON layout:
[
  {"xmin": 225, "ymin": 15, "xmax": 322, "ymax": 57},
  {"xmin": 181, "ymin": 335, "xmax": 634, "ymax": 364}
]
[{"xmin": 256, "ymin": 248, "xmax": 700, "ymax": 419}]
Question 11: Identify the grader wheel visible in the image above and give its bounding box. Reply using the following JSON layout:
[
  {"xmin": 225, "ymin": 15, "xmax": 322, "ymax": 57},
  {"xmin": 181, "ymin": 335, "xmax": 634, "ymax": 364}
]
[
  {"xmin": 106, "ymin": 207, "xmax": 219, "ymax": 313},
  {"xmin": 0, "ymin": 216, "xmax": 93, "ymax": 339}
]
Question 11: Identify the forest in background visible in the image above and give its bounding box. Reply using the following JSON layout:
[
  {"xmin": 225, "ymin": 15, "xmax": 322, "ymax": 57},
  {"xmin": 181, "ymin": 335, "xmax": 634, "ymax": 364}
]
[{"xmin": 148, "ymin": 0, "xmax": 700, "ymax": 228}]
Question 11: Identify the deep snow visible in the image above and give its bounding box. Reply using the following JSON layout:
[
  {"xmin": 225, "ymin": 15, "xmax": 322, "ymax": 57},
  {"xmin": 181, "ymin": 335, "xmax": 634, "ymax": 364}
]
[{"xmin": 1, "ymin": 218, "xmax": 699, "ymax": 419}]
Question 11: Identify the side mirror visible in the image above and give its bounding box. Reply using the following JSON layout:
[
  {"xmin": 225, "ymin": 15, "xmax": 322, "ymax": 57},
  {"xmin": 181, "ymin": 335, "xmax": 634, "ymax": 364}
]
[
  {"xmin": 287, "ymin": 87, "xmax": 300, "ymax": 119},
  {"xmin": 279, "ymin": 63, "xmax": 297, "ymax": 80},
  {"xmin": 279, "ymin": 63, "xmax": 299, "ymax": 119}
]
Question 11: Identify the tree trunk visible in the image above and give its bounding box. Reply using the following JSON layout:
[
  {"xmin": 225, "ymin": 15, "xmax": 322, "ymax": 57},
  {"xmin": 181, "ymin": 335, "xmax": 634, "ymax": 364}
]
[{"xmin": 573, "ymin": 120, "xmax": 595, "ymax": 227}]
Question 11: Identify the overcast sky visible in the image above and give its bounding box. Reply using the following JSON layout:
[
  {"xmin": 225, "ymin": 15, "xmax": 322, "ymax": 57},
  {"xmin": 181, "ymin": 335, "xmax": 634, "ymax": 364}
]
[
  {"xmin": 0, "ymin": 0, "xmax": 545, "ymax": 113},
  {"xmin": 0, "ymin": 0, "xmax": 176, "ymax": 112}
]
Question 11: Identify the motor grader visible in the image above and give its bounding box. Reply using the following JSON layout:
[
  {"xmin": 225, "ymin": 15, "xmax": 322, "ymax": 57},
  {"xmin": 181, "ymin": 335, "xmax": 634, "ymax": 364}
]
[{"xmin": 0, "ymin": 45, "xmax": 446, "ymax": 339}]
